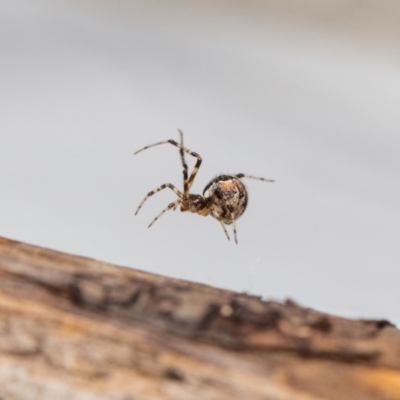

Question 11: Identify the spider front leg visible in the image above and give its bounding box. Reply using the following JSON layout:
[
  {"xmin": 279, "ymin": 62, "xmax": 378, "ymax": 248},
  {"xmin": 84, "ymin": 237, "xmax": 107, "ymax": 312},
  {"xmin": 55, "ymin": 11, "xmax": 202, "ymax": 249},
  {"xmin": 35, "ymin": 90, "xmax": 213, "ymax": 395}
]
[
  {"xmin": 178, "ymin": 130, "xmax": 189, "ymax": 198},
  {"xmin": 134, "ymin": 131, "xmax": 203, "ymax": 200},
  {"xmin": 135, "ymin": 183, "xmax": 182, "ymax": 215},
  {"xmin": 177, "ymin": 129, "xmax": 202, "ymax": 197},
  {"xmin": 148, "ymin": 199, "xmax": 181, "ymax": 228}
]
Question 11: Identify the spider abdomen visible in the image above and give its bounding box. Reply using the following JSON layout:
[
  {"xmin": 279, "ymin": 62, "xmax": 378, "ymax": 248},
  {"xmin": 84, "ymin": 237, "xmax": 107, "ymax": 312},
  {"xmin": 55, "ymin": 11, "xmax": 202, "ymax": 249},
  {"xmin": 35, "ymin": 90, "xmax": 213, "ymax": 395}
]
[{"xmin": 203, "ymin": 175, "xmax": 248, "ymax": 225}]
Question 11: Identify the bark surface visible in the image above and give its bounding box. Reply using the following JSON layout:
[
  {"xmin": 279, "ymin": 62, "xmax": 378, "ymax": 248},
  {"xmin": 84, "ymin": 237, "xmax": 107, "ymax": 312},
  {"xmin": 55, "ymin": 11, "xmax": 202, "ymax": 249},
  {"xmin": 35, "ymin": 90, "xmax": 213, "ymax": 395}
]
[{"xmin": 0, "ymin": 236, "xmax": 399, "ymax": 399}]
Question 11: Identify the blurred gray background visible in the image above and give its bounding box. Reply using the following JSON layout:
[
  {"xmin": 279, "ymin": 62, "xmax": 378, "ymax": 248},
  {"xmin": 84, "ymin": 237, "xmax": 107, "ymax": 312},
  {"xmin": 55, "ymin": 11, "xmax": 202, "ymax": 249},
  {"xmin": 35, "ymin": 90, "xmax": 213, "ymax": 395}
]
[{"xmin": 1, "ymin": 0, "xmax": 399, "ymax": 323}]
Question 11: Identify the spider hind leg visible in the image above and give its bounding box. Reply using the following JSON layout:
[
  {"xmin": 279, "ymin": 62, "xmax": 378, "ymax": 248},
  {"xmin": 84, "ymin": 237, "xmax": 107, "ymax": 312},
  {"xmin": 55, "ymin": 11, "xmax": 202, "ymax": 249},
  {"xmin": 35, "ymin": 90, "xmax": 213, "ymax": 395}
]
[
  {"xmin": 217, "ymin": 219, "xmax": 231, "ymax": 241},
  {"xmin": 233, "ymin": 173, "xmax": 275, "ymax": 183},
  {"xmin": 233, "ymin": 220, "xmax": 238, "ymax": 244}
]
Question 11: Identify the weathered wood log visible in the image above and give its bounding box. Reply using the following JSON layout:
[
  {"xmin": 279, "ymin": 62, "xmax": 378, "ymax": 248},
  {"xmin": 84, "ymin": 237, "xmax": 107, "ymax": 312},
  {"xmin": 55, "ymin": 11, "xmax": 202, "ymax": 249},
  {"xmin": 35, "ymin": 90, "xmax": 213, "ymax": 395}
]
[{"xmin": 0, "ymin": 236, "xmax": 399, "ymax": 399}]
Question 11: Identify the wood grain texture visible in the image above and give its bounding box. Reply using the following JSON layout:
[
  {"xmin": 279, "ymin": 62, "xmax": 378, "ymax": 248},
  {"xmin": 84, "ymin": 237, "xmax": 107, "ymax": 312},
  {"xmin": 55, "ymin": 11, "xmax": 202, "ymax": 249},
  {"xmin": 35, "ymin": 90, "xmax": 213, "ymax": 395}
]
[{"xmin": 0, "ymin": 236, "xmax": 399, "ymax": 399}]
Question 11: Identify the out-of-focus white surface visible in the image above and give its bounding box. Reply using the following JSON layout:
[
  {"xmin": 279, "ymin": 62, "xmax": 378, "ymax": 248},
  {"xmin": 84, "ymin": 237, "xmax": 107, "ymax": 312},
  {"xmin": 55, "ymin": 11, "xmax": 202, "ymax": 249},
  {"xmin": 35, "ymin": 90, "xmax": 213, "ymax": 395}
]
[{"xmin": 1, "ymin": 0, "xmax": 399, "ymax": 323}]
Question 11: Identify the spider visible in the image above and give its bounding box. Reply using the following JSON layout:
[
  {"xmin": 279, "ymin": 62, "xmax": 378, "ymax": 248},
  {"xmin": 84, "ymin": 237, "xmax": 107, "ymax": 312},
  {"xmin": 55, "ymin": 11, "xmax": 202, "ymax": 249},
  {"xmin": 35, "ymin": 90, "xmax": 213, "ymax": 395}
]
[{"xmin": 134, "ymin": 130, "xmax": 274, "ymax": 244}]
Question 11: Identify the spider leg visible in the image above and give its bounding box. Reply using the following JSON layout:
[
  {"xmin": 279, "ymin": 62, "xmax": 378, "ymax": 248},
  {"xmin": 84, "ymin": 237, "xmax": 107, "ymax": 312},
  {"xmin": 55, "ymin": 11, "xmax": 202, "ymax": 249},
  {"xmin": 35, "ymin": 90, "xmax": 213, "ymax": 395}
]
[
  {"xmin": 134, "ymin": 140, "xmax": 172, "ymax": 155},
  {"xmin": 217, "ymin": 219, "xmax": 231, "ymax": 241},
  {"xmin": 134, "ymin": 132, "xmax": 203, "ymax": 198},
  {"xmin": 178, "ymin": 129, "xmax": 189, "ymax": 200},
  {"xmin": 135, "ymin": 183, "xmax": 182, "ymax": 215},
  {"xmin": 233, "ymin": 220, "xmax": 238, "ymax": 245},
  {"xmin": 232, "ymin": 173, "xmax": 275, "ymax": 183},
  {"xmin": 177, "ymin": 130, "xmax": 202, "ymax": 195},
  {"xmin": 148, "ymin": 199, "xmax": 181, "ymax": 228}
]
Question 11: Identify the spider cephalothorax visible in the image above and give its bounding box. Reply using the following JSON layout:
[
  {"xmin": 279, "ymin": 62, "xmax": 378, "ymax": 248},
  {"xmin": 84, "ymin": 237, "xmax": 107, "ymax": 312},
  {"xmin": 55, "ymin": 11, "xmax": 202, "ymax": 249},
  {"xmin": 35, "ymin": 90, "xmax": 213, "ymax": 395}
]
[{"xmin": 134, "ymin": 131, "xmax": 274, "ymax": 244}]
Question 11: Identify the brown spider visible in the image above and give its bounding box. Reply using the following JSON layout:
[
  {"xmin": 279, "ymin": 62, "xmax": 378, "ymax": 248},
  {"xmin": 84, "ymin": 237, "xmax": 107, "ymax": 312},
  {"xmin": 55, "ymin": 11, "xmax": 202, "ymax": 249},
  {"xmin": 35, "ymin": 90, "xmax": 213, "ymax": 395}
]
[{"xmin": 134, "ymin": 130, "xmax": 274, "ymax": 244}]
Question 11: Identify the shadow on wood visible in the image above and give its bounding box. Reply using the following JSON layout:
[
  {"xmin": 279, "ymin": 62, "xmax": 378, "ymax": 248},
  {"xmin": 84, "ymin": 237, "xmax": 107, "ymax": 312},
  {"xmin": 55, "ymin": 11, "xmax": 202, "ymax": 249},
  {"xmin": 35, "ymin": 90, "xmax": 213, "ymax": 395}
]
[{"xmin": 0, "ymin": 236, "xmax": 399, "ymax": 399}]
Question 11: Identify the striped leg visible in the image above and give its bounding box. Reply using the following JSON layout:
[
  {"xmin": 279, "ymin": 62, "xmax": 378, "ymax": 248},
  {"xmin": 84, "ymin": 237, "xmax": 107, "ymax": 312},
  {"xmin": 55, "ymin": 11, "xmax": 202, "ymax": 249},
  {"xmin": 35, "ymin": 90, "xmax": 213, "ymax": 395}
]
[
  {"xmin": 178, "ymin": 129, "xmax": 189, "ymax": 198},
  {"xmin": 148, "ymin": 199, "xmax": 181, "ymax": 228},
  {"xmin": 177, "ymin": 130, "xmax": 203, "ymax": 195},
  {"xmin": 233, "ymin": 220, "xmax": 238, "ymax": 245},
  {"xmin": 233, "ymin": 173, "xmax": 275, "ymax": 183},
  {"xmin": 218, "ymin": 219, "xmax": 230, "ymax": 241},
  {"xmin": 134, "ymin": 132, "xmax": 202, "ymax": 198},
  {"xmin": 135, "ymin": 183, "xmax": 182, "ymax": 215}
]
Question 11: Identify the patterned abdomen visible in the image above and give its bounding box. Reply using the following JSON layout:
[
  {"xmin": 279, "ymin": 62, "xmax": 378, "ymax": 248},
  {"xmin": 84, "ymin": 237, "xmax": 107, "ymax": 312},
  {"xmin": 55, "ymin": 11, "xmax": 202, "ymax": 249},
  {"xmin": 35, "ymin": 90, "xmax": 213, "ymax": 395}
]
[{"xmin": 203, "ymin": 175, "xmax": 248, "ymax": 225}]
